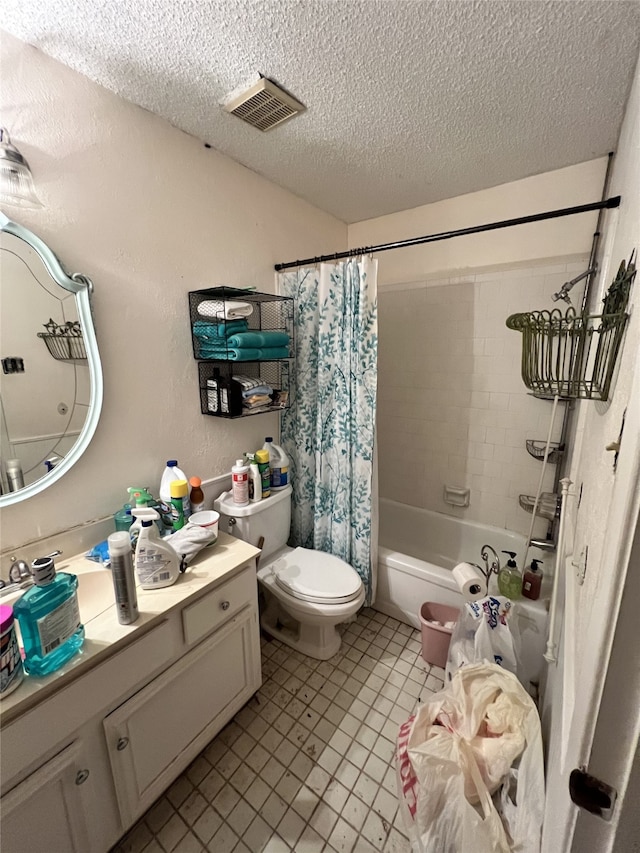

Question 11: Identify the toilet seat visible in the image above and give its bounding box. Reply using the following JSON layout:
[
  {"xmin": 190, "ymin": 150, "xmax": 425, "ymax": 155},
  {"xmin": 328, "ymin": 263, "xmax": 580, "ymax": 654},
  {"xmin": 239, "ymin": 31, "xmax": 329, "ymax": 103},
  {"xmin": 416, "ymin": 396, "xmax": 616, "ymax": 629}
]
[{"xmin": 270, "ymin": 547, "xmax": 362, "ymax": 605}]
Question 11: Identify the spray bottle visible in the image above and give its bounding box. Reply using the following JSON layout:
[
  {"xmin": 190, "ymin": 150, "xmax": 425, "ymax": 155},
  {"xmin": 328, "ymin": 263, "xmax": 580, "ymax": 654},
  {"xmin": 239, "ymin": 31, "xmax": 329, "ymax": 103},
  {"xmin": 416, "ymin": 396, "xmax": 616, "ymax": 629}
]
[{"xmin": 132, "ymin": 508, "xmax": 180, "ymax": 589}]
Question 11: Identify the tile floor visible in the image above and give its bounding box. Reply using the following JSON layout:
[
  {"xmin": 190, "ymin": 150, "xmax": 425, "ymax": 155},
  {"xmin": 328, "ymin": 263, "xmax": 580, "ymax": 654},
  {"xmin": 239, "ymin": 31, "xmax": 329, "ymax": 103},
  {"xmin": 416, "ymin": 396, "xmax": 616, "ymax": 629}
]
[{"xmin": 112, "ymin": 607, "xmax": 445, "ymax": 853}]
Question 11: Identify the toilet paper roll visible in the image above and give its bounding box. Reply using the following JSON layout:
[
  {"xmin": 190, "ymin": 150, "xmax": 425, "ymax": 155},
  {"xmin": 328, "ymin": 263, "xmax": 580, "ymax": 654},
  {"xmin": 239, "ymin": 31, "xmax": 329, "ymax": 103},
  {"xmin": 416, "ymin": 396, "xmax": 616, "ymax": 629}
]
[{"xmin": 452, "ymin": 562, "xmax": 486, "ymax": 602}]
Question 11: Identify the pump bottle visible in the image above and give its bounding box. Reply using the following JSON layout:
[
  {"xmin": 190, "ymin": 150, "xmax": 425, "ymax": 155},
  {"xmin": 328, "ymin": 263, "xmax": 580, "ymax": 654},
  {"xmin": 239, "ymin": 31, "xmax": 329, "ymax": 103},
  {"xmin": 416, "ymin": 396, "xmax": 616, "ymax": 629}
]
[
  {"xmin": 522, "ymin": 559, "xmax": 543, "ymax": 600},
  {"xmin": 497, "ymin": 551, "xmax": 522, "ymax": 600}
]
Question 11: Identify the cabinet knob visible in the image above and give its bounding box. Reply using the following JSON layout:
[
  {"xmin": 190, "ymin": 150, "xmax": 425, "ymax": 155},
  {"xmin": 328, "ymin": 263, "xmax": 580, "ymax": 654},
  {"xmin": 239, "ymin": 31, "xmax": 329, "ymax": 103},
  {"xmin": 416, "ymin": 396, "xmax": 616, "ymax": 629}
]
[
  {"xmin": 75, "ymin": 769, "xmax": 90, "ymax": 785},
  {"xmin": 116, "ymin": 736, "xmax": 130, "ymax": 751},
  {"xmin": 220, "ymin": 600, "xmax": 230, "ymax": 611}
]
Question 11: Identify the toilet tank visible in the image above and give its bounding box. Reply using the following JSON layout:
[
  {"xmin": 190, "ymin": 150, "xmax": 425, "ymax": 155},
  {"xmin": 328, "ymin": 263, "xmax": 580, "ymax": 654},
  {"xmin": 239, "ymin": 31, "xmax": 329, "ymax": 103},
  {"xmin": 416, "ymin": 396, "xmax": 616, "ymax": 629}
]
[{"xmin": 214, "ymin": 485, "xmax": 292, "ymax": 563}]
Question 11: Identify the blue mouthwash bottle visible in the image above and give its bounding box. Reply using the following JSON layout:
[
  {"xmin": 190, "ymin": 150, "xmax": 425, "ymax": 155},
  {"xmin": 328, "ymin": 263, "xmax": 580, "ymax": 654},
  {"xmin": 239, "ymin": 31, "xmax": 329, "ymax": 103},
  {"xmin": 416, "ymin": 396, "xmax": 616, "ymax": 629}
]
[{"xmin": 13, "ymin": 555, "xmax": 84, "ymax": 676}]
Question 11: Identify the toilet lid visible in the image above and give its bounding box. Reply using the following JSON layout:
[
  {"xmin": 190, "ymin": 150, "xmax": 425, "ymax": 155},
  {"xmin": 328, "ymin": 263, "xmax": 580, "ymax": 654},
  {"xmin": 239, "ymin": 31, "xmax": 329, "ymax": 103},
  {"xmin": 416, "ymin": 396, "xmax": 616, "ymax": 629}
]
[{"xmin": 271, "ymin": 547, "xmax": 363, "ymax": 604}]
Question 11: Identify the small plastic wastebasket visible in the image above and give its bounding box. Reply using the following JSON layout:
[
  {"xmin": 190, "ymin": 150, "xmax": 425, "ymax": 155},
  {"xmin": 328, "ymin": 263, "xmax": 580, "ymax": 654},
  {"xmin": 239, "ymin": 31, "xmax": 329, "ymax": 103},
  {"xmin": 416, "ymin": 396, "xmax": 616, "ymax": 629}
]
[{"xmin": 419, "ymin": 602, "xmax": 460, "ymax": 668}]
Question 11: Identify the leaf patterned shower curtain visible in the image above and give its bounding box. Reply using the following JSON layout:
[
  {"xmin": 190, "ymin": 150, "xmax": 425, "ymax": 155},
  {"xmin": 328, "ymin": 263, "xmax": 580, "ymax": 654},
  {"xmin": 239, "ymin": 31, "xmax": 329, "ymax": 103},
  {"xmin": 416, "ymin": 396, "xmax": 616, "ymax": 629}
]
[{"xmin": 278, "ymin": 257, "xmax": 378, "ymax": 605}]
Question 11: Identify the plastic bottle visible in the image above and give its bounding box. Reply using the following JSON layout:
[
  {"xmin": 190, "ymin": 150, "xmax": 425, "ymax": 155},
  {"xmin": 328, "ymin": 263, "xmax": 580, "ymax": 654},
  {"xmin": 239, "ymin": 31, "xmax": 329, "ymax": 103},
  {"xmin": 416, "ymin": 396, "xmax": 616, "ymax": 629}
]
[
  {"xmin": 263, "ymin": 438, "xmax": 289, "ymax": 490},
  {"xmin": 189, "ymin": 477, "xmax": 205, "ymax": 514},
  {"xmin": 170, "ymin": 479, "xmax": 188, "ymax": 530},
  {"xmin": 113, "ymin": 503, "xmax": 133, "ymax": 532},
  {"xmin": 160, "ymin": 461, "xmax": 191, "ymax": 517},
  {"xmin": 522, "ymin": 559, "xmax": 544, "ymax": 601},
  {"xmin": 255, "ymin": 449, "xmax": 271, "ymax": 499},
  {"xmin": 108, "ymin": 531, "xmax": 139, "ymax": 625},
  {"xmin": 0, "ymin": 605, "xmax": 24, "ymax": 696},
  {"xmin": 13, "ymin": 554, "xmax": 84, "ymax": 676},
  {"xmin": 247, "ymin": 456, "xmax": 261, "ymax": 503},
  {"xmin": 497, "ymin": 551, "xmax": 522, "ymax": 600},
  {"xmin": 133, "ymin": 509, "xmax": 180, "ymax": 589},
  {"xmin": 232, "ymin": 459, "xmax": 250, "ymax": 506}
]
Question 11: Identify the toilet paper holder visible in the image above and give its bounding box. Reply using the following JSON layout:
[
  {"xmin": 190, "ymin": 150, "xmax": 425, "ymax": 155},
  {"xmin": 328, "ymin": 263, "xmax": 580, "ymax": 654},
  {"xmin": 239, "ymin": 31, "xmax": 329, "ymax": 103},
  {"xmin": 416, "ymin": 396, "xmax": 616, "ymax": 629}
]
[{"xmin": 475, "ymin": 544, "xmax": 501, "ymax": 595}]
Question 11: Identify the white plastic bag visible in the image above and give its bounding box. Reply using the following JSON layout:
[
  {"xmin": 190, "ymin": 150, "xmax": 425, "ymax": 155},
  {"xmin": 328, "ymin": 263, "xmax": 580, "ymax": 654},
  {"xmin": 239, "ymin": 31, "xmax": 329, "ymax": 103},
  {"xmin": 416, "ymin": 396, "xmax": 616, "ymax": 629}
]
[
  {"xmin": 445, "ymin": 596, "xmax": 520, "ymax": 683},
  {"xmin": 397, "ymin": 663, "xmax": 544, "ymax": 853}
]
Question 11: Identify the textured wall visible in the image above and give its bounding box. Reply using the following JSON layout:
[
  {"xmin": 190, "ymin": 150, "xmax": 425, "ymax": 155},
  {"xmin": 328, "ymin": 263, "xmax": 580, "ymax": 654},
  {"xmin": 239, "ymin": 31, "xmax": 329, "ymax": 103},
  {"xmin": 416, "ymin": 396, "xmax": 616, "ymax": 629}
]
[{"xmin": 0, "ymin": 33, "xmax": 346, "ymax": 550}]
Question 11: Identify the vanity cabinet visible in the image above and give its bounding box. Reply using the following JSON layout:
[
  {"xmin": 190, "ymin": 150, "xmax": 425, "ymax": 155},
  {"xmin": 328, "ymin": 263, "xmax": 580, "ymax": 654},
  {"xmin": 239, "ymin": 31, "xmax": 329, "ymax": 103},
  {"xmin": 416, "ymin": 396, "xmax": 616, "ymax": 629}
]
[
  {"xmin": 188, "ymin": 286, "xmax": 294, "ymax": 418},
  {"xmin": 105, "ymin": 603, "xmax": 260, "ymax": 825},
  {"xmin": 0, "ymin": 740, "xmax": 95, "ymax": 853},
  {"xmin": 0, "ymin": 557, "xmax": 261, "ymax": 853}
]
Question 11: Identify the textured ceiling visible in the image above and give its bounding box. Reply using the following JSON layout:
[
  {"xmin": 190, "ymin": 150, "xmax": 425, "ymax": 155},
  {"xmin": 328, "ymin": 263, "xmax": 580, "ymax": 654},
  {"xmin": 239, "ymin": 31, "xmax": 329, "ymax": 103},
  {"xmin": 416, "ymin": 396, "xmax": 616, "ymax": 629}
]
[{"xmin": 2, "ymin": 0, "xmax": 640, "ymax": 222}]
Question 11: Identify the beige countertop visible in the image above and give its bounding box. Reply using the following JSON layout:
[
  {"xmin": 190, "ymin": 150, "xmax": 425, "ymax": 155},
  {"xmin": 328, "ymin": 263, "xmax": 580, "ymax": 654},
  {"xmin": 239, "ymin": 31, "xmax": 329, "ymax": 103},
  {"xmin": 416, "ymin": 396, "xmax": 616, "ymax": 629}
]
[{"xmin": 0, "ymin": 532, "xmax": 260, "ymax": 725}]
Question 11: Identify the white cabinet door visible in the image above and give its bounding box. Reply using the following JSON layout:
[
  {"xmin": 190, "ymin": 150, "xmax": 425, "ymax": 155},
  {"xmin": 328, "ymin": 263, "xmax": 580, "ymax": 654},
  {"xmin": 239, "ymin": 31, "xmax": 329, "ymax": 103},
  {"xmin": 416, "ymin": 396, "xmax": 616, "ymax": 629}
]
[
  {"xmin": 104, "ymin": 604, "xmax": 260, "ymax": 826},
  {"xmin": 0, "ymin": 740, "xmax": 92, "ymax": 853}
]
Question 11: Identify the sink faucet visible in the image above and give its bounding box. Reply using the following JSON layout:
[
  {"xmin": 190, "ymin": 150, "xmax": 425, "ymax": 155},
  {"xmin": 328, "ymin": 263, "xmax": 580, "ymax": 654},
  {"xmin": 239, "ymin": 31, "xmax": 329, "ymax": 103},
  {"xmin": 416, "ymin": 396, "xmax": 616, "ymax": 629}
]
[{"xmin": 1, "ymin": 550, "xmax": 63, "ymax": 591}]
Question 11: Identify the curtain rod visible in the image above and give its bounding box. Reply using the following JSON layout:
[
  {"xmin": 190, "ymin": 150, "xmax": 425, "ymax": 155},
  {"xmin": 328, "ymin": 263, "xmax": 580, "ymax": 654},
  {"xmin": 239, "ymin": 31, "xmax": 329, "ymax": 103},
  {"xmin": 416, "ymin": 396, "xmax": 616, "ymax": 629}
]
[{"xmin": 274, "ymin": 196, "xmax": 622, "ymax": 271}]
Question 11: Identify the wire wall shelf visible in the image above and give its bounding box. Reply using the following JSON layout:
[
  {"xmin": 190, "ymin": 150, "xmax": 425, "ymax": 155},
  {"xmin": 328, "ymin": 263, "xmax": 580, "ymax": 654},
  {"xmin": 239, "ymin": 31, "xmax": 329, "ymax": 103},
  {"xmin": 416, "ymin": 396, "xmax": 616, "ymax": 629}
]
[
  {"xmin": 37, "ymin": 332, "xmax": 86, "ymax": 360},
  {"xmin": 519, "ymin": 493, "xmax": 560, "ymax": 521},
  {"xmin": 525, "ymin": 440, "xmax": 564, "ymax": 464},
  {"xmin": 507, "ymin": 252, "xmax": 635, "ymax": 401}
]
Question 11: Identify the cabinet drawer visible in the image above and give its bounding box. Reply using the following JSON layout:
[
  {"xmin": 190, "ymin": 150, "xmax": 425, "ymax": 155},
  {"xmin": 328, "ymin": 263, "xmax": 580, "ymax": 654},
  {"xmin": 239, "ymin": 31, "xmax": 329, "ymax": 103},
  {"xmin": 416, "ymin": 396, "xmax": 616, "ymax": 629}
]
[{"xmin": 182, "ymin": 565, "xmax": 256, "ymax": 645}]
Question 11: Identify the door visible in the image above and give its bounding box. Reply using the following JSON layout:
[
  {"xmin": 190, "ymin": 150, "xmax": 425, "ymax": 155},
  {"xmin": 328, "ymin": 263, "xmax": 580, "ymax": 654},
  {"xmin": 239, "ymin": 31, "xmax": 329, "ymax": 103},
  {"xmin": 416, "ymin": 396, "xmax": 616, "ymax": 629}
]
[
  {"xmin": 0, "ymin": 740, "xmax": 92, "ymax": 853},
  {"xmin": 541, "ymin": 322, "xmax": 640, "ymax": 850},
  {"xmin": 104, "ymin": 605, "xmax": 260, "ymax": 826}
]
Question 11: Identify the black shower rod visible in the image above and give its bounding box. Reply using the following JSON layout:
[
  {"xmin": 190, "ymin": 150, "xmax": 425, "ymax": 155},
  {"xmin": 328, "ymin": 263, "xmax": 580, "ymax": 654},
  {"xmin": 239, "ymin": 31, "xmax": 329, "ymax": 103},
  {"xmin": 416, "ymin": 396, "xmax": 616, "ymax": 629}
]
[{"xmin": 274, "ymin": 196, "xmax": 622, "ymax": 272}]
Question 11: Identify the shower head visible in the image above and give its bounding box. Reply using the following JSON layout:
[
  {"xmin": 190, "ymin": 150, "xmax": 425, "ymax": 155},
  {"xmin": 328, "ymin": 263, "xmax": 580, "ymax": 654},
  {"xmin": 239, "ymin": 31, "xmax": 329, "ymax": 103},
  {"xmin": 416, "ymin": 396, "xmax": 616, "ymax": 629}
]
[{"xmin": 551, "ymin": 267, "xmax": 596, "ymax": 305}]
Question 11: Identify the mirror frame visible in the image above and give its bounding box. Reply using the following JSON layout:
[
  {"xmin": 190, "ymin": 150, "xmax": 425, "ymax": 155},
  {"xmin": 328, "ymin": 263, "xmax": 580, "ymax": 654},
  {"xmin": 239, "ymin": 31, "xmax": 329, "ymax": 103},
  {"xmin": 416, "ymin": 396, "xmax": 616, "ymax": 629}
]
[{"xmin": 0, "ymin": 212, "xmax": 103, "ymax": 506}]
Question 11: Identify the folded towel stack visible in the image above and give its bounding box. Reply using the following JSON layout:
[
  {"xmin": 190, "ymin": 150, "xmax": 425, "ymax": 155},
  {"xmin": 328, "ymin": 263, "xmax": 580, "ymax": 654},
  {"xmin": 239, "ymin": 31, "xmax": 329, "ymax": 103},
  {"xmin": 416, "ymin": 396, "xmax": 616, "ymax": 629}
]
[{"xmin": 193, "ymin": 321, "xmax": 291, "ymax": 361}]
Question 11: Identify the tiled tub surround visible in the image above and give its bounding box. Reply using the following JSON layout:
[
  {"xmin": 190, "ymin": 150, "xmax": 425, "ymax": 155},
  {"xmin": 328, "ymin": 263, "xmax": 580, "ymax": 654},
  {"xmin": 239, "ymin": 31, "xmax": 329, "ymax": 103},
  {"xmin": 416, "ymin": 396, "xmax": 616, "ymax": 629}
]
[
  {"xmin": 112, "ymin": 609, "xmax": 443, "ymax": 853},
  {"xmin": 377, "ymin": 255, "xmax": 589, "ymax": 537}
]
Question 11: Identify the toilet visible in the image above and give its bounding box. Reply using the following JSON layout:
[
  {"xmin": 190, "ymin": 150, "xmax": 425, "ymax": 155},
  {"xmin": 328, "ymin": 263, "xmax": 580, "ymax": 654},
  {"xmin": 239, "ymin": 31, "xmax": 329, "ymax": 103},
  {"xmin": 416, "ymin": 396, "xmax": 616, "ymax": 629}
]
[{"xmin": 214, "ymin": 485, "xmax": 366, "ymax": 660}]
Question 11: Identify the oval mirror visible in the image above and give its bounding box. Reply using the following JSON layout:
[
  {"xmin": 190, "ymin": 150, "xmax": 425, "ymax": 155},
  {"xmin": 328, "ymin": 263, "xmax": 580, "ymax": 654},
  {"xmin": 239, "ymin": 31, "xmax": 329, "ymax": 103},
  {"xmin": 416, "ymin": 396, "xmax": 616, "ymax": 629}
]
[{"xmin": 0, "ymin": 213, "xmax": 103, "ymax": 506}]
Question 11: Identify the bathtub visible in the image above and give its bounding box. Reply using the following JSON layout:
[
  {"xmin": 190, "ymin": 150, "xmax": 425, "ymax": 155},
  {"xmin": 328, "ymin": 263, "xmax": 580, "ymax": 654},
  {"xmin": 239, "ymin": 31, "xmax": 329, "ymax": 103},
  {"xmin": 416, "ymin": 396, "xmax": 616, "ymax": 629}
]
[{"xmin": 376, "ymin": 498, "xmax": 549, "ymax": 688}]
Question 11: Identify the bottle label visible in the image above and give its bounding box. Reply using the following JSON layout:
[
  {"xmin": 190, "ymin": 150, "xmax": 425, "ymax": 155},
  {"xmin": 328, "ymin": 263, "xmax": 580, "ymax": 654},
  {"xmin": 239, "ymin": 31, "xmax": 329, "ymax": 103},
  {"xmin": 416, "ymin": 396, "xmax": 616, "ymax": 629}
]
[
  {"xmin": 191, "ymin": 500, "xmax": 205, "ymax": 513},
  {"xmin": 36, "ymin": 595, "xmax": 82, "ymax": 656},
  {"xmin": 271, "ymin": 466, "xmax": 288, "ymax": 488},
  {"xmin": 232, "ymin": 472, "xmax": 249, "ymax": 504},
  {"xmin": 524, "ymin": 581, "xmax": 532, "ymax": 592},
  {"xmin": 0, "ymin": 622, "xmax": 24, "ymax": 695},
  {"xmin": 136, "ymin": 547, "xmax": 173, "ymax": 585}
]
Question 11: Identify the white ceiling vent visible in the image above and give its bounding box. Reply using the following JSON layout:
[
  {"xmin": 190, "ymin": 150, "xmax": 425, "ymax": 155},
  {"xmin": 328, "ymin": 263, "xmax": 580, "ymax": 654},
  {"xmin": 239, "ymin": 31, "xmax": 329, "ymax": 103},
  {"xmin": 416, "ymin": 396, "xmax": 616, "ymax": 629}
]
[{"xmin": 222, "ymin": 76, "xmax": 305, "ymax": 132}]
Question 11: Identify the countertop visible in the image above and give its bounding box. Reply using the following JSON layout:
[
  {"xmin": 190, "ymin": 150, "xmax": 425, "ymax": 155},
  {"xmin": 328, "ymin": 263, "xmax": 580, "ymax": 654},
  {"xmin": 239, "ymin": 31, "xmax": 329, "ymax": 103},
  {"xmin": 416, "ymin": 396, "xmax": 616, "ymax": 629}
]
[{"xmin": 0, "ymin": 532, "xmax": 260, "ymax": 725}]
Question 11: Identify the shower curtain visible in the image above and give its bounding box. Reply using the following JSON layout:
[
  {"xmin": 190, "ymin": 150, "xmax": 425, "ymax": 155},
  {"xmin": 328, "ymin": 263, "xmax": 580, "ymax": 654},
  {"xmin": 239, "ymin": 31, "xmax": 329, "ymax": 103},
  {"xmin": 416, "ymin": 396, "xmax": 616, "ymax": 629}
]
[{"xmin": 278, "ymin": 257, "xmax": 378, "ymax": 606}]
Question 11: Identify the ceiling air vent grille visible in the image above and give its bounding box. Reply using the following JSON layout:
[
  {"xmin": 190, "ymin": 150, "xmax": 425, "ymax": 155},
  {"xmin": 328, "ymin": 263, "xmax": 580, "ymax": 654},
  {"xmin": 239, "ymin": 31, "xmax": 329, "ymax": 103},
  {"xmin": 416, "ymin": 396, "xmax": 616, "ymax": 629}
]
[{"xmin": 223, "ymin": 77, "xmax": 305, "ymax": 132}]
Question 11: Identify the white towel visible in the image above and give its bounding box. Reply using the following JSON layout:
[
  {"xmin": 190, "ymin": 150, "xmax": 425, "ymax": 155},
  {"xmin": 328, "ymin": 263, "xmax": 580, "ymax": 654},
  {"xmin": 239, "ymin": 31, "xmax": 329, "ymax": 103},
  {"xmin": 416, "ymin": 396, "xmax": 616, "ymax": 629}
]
[{"xmin": 197, "ymin": 300, "xmax": 253, "ymax": 320}]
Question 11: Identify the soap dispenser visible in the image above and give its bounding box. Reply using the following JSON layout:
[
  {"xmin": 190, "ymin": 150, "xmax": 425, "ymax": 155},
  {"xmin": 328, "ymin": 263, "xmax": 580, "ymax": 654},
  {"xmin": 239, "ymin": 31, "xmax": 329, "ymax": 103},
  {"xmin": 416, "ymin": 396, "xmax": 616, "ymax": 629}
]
[
  {"xmin": 522, "ymin": 559, "xmax": 543, "ymax": 600},
  {"xmin": 498, "ymin": 551, "xmax": 522, "ymax": 600}
]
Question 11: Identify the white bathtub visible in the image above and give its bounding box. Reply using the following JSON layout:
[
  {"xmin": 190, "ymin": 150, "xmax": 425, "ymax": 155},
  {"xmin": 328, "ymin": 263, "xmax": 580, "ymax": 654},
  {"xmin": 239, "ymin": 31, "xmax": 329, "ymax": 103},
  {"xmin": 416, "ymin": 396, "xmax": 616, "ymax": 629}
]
[{"xmin": 376, "ymin": 498, "xmax": 549, "ymax": 687}]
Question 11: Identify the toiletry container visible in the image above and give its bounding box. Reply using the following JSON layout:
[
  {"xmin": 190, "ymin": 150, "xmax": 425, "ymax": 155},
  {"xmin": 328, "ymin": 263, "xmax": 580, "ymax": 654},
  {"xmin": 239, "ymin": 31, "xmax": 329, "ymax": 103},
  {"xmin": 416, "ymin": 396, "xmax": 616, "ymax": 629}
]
[
  {"xmin": 13, "ymin": 555, "xmax": 84, "ymax": 676},
  {"xmin": 232, "ymin": 459, "xmax": 250, "ymax": 506},
  {"xmin": 497, "ymin": 551, "xmax": 522, "ymax": 600},
  {"xmin": 134, "ymin": 509, "xmax": 180, "ymax": 589},
  {"xmin": 108, "ymin": 531, "xmax": 139, "ymax": 625},
  {"xmin": 6, "ymin": 459, "xmax": 24, "ymax": 492},
  {"xmin": 255, "ymin": 449, "xmax": 271, "ymax": 499},
  {"xmin": 189, "ymin": 477, "xmax": 205, "ymax": 514},
  {"xmin": 170, "ymin": 479, "xmax": 188, "ymax": 530},
  {"xmin": 0, "ymin": 605, "xmax": 24, "ymax": 696},
  {"xmin": 522, "ymin": 559, "xmax": 544, "ymax": 600},
  {"xmin": 263, "ymin": 437, "xmax": 289, "ymax": 490}
]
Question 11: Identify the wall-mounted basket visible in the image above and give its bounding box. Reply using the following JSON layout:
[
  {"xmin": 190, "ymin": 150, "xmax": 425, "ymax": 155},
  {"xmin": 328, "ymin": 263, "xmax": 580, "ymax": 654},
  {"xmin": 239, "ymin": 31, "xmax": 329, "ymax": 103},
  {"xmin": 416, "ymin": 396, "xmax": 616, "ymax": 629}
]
[
  {"xmin": 526, "ymin": 439, "xmax": 564, "ymax": 464},
  {"xmin": 37, "ymin": 331, "xmax": 87, "ymax": 360},
  {"xmin": 507, "ymin": 253, "xmax": 635, "ymax": 401}
]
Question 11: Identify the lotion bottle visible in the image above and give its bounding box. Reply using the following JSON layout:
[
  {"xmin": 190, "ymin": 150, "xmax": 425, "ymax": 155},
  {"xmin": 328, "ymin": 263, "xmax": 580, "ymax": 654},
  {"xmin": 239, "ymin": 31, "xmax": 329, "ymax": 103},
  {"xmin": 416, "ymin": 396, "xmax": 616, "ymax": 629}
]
[
  {"xmin": 232, "ymin": 459, "xmax": 250, "ymax": 506},
  {"xmin": 522, "ymin": 559, "xmax": 543, "ymax": 600}
]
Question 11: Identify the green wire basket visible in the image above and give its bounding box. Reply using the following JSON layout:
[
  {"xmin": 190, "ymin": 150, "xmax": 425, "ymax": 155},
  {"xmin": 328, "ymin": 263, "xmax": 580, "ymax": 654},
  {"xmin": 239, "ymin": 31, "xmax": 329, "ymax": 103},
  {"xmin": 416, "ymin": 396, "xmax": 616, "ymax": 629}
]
[{"xmin": 507, "ymin": 254, "xmax": 635, "ymax": 401}]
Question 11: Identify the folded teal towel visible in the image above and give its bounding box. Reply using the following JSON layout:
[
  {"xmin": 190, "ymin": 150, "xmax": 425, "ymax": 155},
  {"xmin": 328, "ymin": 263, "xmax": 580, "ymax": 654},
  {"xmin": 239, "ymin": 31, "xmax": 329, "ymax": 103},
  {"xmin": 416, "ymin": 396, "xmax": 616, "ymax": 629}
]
[
  {"xmin": 226, "ymin": 331, "xmax": 290, "ymax": 348},
  {"xmin": 197, "ymin": 345, "xmax": 290, "ymax": 361},
  {"xmin": 192, "ymin": 319, "xmax": 249, "ymax": 339}
]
